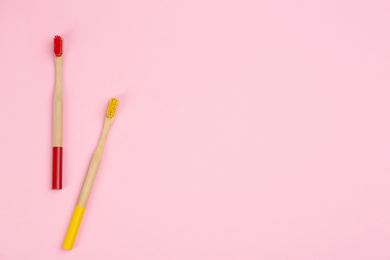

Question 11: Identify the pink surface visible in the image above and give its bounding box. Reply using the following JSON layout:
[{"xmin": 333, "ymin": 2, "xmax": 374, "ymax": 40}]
[{"xmin": 0, "ymin": 0, "xmax": 390, "ymax": 259}]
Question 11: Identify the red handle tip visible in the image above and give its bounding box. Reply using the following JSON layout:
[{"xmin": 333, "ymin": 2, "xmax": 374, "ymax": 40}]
[{"xmin": 52, "ymin": 147, "xmax": 63, "ymax": 189}]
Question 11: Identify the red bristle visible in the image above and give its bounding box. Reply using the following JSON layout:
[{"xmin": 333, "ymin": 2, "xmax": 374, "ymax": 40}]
[{"xmin": 54, "ymin": 35, "xmax": 63, "ymax": 57}]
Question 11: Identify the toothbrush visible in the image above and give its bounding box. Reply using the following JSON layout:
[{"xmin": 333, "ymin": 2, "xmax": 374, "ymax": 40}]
[
  {"xmin": 53, "ymin": 35, "xmax": 63, "ymax": 190},
  {"xmin": 63, "ymin": 98, "xmax": 119, "ymax": 250}
]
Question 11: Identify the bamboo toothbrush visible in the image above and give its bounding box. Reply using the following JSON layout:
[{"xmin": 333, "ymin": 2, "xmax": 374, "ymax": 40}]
[
  {"xmin": 63, "ymin": 98, "xmax": 119, "ymax": 250},
  {"xmin": 53, "ymin": 35, "xmax": 63, "ymax": 190}
]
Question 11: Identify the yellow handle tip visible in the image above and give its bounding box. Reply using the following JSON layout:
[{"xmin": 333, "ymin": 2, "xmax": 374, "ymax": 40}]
[{"xmin": 63, "ymin": 206, "xmax": 85, "ymax": 250}]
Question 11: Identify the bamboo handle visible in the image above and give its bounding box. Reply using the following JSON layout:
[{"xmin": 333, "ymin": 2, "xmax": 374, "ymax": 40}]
[
  {"xmin": 77, "ymin": 117, "xmax": 114, "ymax": 208},
  {"xmin": 63, "ymin": 117, "xmax": 114, "ymax": 250},
  {"xmin": 53, "ymin": 56, "xmax": 63, "ymax": 146},
  {"xmin": 52, "ymin": 56, "xmax": 63, "ymax": 189}
]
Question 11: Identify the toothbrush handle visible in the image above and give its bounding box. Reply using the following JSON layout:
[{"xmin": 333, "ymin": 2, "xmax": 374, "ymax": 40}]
[
  {"xmin": 53, "ymin": 56, "xmax": 63, "ymax": 189},
  {"xmin": 62, "ymin": 117, "xmax": 113, "ymax": 250}
]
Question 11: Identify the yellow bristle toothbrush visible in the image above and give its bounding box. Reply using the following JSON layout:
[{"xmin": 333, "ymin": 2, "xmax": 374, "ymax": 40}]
[{"xmin": 63, "ymin": 98, "xmax": 119, "ymax": 250}]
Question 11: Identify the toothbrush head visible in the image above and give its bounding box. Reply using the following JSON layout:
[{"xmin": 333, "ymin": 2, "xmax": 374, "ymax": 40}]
[
  {"xmin": 106, "ymin": 98, "xmax": 119, "ymax": 118},
  {"xmin": 54, "ymin": 35, "xmax": 63, "ymax": 57}
]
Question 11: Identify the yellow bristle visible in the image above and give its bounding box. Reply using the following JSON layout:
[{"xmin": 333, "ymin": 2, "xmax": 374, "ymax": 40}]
[{"xmin": 106, "ymin": 98, "xmax": 118, "ymax": 118}]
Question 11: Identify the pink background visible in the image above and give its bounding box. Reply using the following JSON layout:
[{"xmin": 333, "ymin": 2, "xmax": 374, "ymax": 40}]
[{"xmin": 0, "ymin": 0, "xmax": 390, "ymax": 259}]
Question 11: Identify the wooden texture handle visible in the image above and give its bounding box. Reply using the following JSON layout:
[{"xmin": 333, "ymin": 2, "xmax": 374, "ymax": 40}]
[
  {"xmin": 77, "ymin": 117, "xmax": 114, "ymax": 208},
  {"xmin": 53, "ymin": 56, "xmax": 63, "ymax": 147}
]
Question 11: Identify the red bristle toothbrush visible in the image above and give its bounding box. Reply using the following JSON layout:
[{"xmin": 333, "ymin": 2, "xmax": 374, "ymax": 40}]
[{"xmin": 52, "ymin": 35, "xmax": 63, "ymax": 189}]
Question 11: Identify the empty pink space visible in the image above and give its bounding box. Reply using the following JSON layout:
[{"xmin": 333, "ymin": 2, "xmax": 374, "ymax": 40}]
[{"xmin": 0, "ymin": 0, "xmax": 390, "ymax": 259}]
